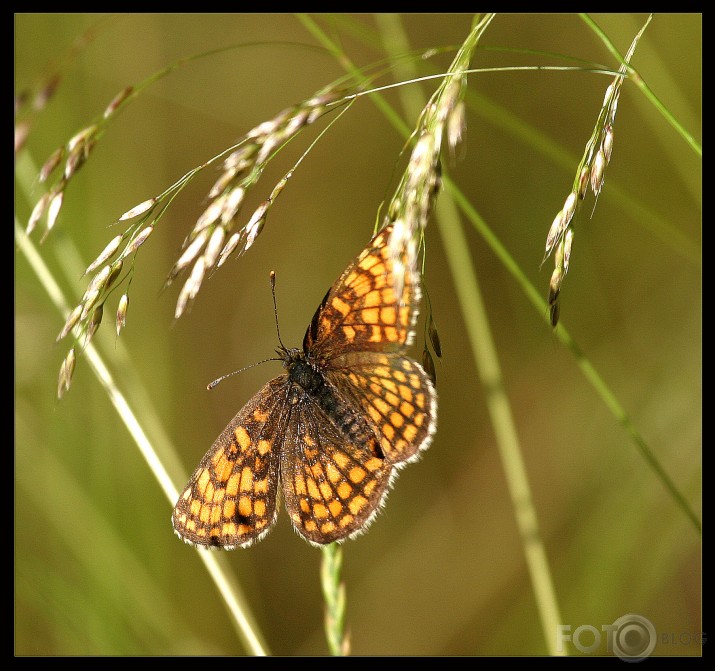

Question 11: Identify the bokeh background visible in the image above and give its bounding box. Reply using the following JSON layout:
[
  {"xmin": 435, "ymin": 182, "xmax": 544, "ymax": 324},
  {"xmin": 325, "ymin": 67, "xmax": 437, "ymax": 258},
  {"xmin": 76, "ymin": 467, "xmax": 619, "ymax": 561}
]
[{"xmin": 15, "ymin": 13, "xmax": 701, "ymax": 656}]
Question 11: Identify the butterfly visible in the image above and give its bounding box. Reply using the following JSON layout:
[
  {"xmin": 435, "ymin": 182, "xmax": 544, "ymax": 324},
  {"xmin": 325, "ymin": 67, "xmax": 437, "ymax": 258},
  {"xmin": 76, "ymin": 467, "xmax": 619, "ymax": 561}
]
[{"xmin": 172, "ymin": 224, "xmax": 437, "ymax": 548}]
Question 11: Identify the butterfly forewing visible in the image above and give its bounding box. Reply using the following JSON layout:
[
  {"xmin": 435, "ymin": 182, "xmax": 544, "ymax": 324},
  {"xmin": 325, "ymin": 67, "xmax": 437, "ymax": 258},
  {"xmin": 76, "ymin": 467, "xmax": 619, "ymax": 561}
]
[{"xmin": 304, "ymin": 225, "xmax": 420, "ymax": 360}]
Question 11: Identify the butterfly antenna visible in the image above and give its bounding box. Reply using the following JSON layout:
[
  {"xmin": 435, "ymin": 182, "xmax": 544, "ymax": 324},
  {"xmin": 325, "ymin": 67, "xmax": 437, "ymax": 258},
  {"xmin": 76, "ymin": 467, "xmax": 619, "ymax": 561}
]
[
  {"xmin": 207, "ymin": 357, "xmax": 280, "ymax": 390},
  {"xmin": 270, "ymin": 270, "xmax": 288, "ymax": 352}
]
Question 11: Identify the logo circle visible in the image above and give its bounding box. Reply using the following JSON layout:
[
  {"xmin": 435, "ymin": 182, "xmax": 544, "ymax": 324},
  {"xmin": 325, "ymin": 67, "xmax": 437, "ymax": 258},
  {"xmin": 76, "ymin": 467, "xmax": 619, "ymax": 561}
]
[{"xmin": 610, "ymin": 614, "xmax": 657, "ymax": 661}]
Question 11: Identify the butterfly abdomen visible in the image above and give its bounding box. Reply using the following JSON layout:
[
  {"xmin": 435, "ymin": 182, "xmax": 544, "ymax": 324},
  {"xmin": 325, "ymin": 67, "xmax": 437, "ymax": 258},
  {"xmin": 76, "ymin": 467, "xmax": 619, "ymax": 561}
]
[{"xmin": 288, "ymin": 355, "xmax": 381, "ymax": 457}]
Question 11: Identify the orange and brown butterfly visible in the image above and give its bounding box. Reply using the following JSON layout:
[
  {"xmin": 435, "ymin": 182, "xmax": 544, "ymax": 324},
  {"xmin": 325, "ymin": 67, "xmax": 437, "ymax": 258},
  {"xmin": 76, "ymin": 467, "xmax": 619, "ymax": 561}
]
[{"xmin": 172, "ymin": 224, "xmax": 437, "ymax": 548}]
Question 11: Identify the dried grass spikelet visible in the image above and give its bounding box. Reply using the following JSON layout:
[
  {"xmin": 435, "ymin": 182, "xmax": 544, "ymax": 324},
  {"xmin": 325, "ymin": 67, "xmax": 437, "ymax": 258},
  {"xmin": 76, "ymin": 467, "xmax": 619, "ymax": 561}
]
[
  {"xmin": 541, "ymin": 18, "xmax": 648, "ymax": 327},
  {"xmin": 381, "ymin": 19, "xmax": 485, "ymax": 308},
  {"xmin": 169, "ymin": 86, "xmax": 348, "ymax": 319}
]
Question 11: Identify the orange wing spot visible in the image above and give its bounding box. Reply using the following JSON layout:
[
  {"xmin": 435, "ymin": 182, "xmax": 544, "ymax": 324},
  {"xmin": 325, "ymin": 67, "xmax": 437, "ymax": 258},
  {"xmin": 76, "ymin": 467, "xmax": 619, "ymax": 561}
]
[
  {"xmin": 339, "ymin": 514, "xmax": 354, "ymax": 528},
  {"xmin": 211, "ymin": 447, "xmax": 225, "ymax": 465},
  {"xmin": 200, "ymin": 504, "xmax": 211, "ymax": 523},
  {"xmin": 395, "ymin": 439, "xmax": 408, "ymax": 452},
  {"xmin": 294, "ymin": 474, "xmax": 307, "ymax": 495},
  {"xmin": 215, "ymin": 454, "xmax": 233, "ymax": 483},
  {"xmin": 213, "ymin": 487, "xmax": 225, "ymax": 503},
  {"xmin": 321, "ymin": 521, "xmax": 336, "ymax": 534},
  {"xmin": 342, "ymin": 325, "xmax": 356, "ymax": 342},
  {"xmin": 256, "ymin": 519, "xmax": 267, "ymax": 530},
  {"xmin": 331, "ymin": 296, "xmax": 351, "ymax": 316},
  {"xmin": 333, "ymin": 451, "xmax": 349, "ymax": 469},
  {"xmin": 304, "ymin": 446, "xmax": 318, "ymax": 460},
  {"xmin": 367, "ymin": 404, "xmax": 382, "ymax": 423},
  {"xmin": 177, "ymin": 513, "xmax": 187, "ymax": 525},
  {"xmin": 319, "ymin": 481, "xmax": 333, "ymax": 500},
  {"xmin": 363, "ymin": 457, "xmax": 381, "ymax": 472},
  {"xmin": 373, "ymin": 397, "xmax": 390, "ymax": 416},
  {"xmin": 313, "ymin": 503, "xmax": 328, "ymax": 519},
  {"xmin": 348, "ymin": 495, "xmax": 368, "ymax": 515},
  {"xmin": 238, "ymin": 496, "xmax": 252, "ymax": 517},
  {"xmin": 197, "ymin": 468, "xmax": 211, "ymax": 495},
  {"xmin": 234, "ymin": 426, "xmax": 251, "ymax": 451},
  {"xmin": 369, "ymin": 325, "xmax": 383, "ymax": 342},
  {"xmin": 337, "ymin": 482, "xmax": 353, "ymax": 500},
  {"xmin": 300, "ymin": 498, "xmax": 310, "ymax": 513},
  {"xmin": 400, "ymin": 401, "xmax": 415, "ymax": 418},
  {"xmin": 375, "ymin": 366, "xmax": 391, "ymax": 377},
  {"xmin": 399, "ymin": 384, "xmax": 413, "ymax": 401},
  {"xmin": 222, "ymin": 522, "xmax": 236, "ymax": 536},
  {"xmin": 257, "ymin": 439, "xmax": 271, "ymax": 455},
  {"xmin": 328, "ymin": 500, "xmax": 343, "ymax": 517},
  {"xmin": 363, "ymin": 288, "xmax": 381, "ymax": 308},
  {"xmin": 307, "ymin": 477, "xmax": 321, "ymax": 499},
  {"xmin": 304, "ymin": 520, "xmax": 318, "ymax": 532},
  {"xmin": 399, "ymin": 305, "xmax": 410, "ymax": 326},
  {"xmin": 360, "ymin": 254, "xmax": 380, "ymax": 271},
  {"xmin": 394, "ymin": 370, "xmax": 407, "ymax": 383},
  {"xmin": 382, "ymin": 423, "xmax": 395, "ymax": 440},
  {"xmin": 403, "ymin": 423, "xmax": 418, "ymax": 442},
  {"xmin": 384, "ymin": 326, "xmax": 398, "ymax": 342},
  {"xmin": 205, "ymin": 481, "xmax": 215, "ymax": 502},
  {"xmin": 210, "ymin": 527, "xmax": 221, "ymax": 537},
  {"xmin": 415, "ymin": 392, "xmax": 426, "ymax": 409},
  {"xmin": 325, "ymin": 462, "xmax": 342, "ymax": 483},
  {"xmin": 352, "ymin": 279, "xmax": 371, "ymax": 298},
  {"xmin": 210, "ymin": 506, "xmax": 222, "ymax": 524},
  {"xmin": 385, "ymin": 391, "xmax": 400, "ymax": 408},
  {"xmin": 186, "ymin": 520, "xmax": 196, "ymax": 532},
  {"xmin": 361, "ymin": 307, "xmax": 380, "ymax": 324},
  {"xmin": 254, "ymin": 499, "xmax": 266, "ymax": 517},
  {"xmin": 321, "ymin": 316, "xmax": 332, "ymax": 333},
  {"xmin": 381, "ymin": 436, "xmax": 391, "ymax": 454},
  {"xmin": 380, "ymin": 306, "xmax": 396, "ymax": 324},
  {"xmin": 369, "ymin": 382, "xmax": 382, "ymax": 396},
  {"xmin": 381, "ymin": 286, "xmax": 396, "ymax": 304},
  {"xmin": 223, "ymin": 500, "xmax": 236, "ymax": 518},
  {"xmin": 382, "ymin": 377, "xmax": 398, "ymax": 394},
  {"xmin": 390, "ymin": 412, "xmax": 404, "ymax": 428},
  {"xmin": 349, "ymin": 466, "xmax": 366, "ymax": 483},
  {"xmin": 363, "ymin": 480, "xmax": 377, "ymax": 496},
  {"xmin": 414, "ymin": 413, "xmax": 424, "ymax": 427},
  {"xmin": 237, "ymin": 523, "xmax": 253, "ymax": 535},
  {"xmin": 409, "ymin": 374, "xmax": 421, "ymax": 389},
  {"xmin": 253, "ymin": 407, "xmax": 269, "ymax": 422},
  {"xmin": 254, "ymin": 478, "xmax": 269, "ymax": 494},
  {"xmin": 190, "ymin": 499, "xmax": 201, "ymax": 516},
  {"xmin": 226, "ymin": 472, "xmax": 240, "ymax": 496},
  {"xmin": 239, "ymin": 466, "xmax": 253, "ymax": 492},
  {"xmin": 197, "ymin": 528, "xmax": 207, "ymax": 538}
]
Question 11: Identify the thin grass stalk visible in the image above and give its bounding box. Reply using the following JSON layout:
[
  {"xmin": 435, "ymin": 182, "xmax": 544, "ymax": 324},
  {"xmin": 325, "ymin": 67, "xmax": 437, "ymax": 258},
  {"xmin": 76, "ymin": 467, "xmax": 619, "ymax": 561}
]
[
  {"xmin": 579, "ymin": 13, "xmax": 701, "ymax": 157},
  {"xmin": 14, "ymin": 215, "xmax": 270, "ymax": 656},
  {"xmin": 374, "ymin": 13, "xmax": 565, "ymax": 655},
  {"xmin": 320, "ymin": 544, "xmax": 349, "ymax": 656},
  {"xmin": 447, "ymin": 184, "xmax": 702, "ymax": 536}
]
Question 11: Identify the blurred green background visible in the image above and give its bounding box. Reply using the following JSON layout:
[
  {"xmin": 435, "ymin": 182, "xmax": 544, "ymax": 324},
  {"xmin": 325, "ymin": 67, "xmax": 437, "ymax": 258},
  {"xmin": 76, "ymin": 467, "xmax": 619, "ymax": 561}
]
[{"xmin": 15, "ymin": 13, "xmax": 701, "ymax": 656}]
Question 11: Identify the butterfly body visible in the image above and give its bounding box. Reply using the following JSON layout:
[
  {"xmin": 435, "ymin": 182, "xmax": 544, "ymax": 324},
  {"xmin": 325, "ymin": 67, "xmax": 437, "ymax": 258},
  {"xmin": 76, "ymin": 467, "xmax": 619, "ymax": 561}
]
[{"xmin": 172, "ymin": 225, "xmax": 437, "ymax": 548}]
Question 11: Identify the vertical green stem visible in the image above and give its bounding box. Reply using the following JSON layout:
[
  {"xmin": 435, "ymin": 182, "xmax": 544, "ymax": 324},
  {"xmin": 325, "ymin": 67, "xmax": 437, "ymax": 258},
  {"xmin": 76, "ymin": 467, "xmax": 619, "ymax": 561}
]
[{"xmin": 321, "ymin": 543, "xmax": 349, "ymax": 655}]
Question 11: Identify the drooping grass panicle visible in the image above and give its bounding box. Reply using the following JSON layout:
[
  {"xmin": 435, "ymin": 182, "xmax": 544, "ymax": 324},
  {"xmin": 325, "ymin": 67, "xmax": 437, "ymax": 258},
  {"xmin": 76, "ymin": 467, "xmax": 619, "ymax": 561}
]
[
  {"xmin": 381, "ymin": 16, "xmax": 489, "ymax": 330},
  {"xmin": 542, "ymin": 15, "xmax": 651, "ymax": 327}
]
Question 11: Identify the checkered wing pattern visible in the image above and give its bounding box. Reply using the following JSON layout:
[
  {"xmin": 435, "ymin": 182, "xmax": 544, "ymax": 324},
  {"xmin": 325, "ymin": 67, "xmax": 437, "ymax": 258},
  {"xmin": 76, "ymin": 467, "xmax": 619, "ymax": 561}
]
[
  {"xmin": 326, "ymin": 352, "xmax": 436, "ymax": 466},
  {"xmin": 303, "ymin": 225, "xmax": 419, "ymax": 360},
  {"xmin": 172, "ymin": 378, "xmax": 287, "ymax": 549},
  {"xmin": 280, "ymin": 395, "xmax": 393, "ymax": 544}
]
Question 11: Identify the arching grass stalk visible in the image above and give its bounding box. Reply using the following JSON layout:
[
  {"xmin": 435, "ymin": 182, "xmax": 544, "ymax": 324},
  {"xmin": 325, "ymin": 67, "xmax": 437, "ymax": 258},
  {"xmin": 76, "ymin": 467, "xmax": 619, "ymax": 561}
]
[{"xmin": 14, "ymin": 213, "xmax": 270, "ymax": 656}]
